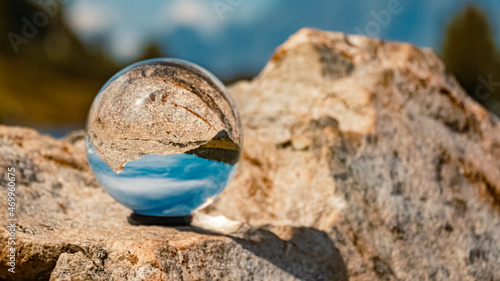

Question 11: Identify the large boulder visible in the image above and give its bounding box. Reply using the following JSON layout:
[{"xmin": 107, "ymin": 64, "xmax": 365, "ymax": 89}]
[
  {"xmin": 207, "ymin": 28, "xmax": 500, "ymax": 280},
  {"xmin": 1, "ymin": 28, "xmax": 499, "ymax": 280}
]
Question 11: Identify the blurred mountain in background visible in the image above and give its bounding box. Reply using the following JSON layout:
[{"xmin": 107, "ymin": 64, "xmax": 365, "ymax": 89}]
[{"xmin": 441, "ymin": 5, "xmax": 500, "ymax": 115}]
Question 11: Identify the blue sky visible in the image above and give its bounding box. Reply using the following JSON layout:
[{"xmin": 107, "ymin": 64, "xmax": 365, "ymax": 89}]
[{"xmin": 64, "ymin": 0, "xmax": 500, "ymax": 79}]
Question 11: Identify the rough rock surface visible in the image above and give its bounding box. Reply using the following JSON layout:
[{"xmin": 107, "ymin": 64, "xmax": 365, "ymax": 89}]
[
  {"xmin": 0, "ymin": 127, "xmax": 344, "ymax": 280},
  {"xmin": 0, "ymin": 28, "xmax": 499, "ymax": 280},
  {"xmin": 206, "ymin": 29, "xmax": 500, "ymax": 280}
]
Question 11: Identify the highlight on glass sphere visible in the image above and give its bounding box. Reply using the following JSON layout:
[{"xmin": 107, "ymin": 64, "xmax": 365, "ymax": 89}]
[{"xmin": 85, "ymin": 58, "xmax": 242, "ymax": 218}]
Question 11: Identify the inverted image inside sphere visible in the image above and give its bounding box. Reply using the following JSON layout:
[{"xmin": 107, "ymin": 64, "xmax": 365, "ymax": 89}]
[
  {"xmin": 86, "ymin": 135, "xmax": 238, "ymax": 217},
  {"xmin": 86, "ymin": 58, "xmax": 242, "ymax": 172}
]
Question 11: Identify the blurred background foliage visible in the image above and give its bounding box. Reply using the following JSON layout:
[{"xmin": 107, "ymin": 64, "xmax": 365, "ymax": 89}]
[
  {"xmin": 0, "ymin": 0, "xmax": 119, "ymax": 133},
  {"xmin": 1, "ymin": 0, "xmax": 499, "ymax": 136},
  {"xmin": 441, "ymin": 6, "xmax": 500, "ymax": 115},
  {"xmin": 0, "ymin": 0, "xmax": 168, "ymax": 134}
]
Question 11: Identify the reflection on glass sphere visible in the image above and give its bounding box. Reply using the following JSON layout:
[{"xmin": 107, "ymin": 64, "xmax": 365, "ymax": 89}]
[{"xmin": 85, "ymin": 58, "xmax": 242, "ymax": 217}]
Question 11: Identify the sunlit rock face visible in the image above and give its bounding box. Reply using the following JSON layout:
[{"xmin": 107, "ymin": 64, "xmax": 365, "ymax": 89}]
[
  {"xmin": 2, "ymin": 29, "xmax": 500, "ymax": 281},
  {"xmin": 85, "ymin": 58, "xmax": 242, "ymax": 216}
]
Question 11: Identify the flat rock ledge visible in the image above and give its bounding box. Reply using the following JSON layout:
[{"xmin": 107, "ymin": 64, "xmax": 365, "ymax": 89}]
[
  {"xmin": 1, "ymin": 28, "xmax": 500, "ymax": 280},
  {"xmin": 0, "ymin": 126, "xmax": 345, "ymax": 280}
]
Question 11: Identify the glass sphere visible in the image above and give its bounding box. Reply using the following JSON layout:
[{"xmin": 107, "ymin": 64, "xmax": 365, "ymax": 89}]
[{"xmin": 85, "ymin": 58, "xmax": 242, "ymax": 217}]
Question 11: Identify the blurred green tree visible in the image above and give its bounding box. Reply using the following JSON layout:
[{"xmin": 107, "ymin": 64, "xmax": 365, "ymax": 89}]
[
  {"xmin": 441, "ymin": 5, "xmax": 500, "ymax": 115},
  {"xmin": 0, "ymin": 0, "xmax": 167, "ymax": 131},
  {"xmin": 0, "ymin": 0, "xmax": 120, "ymax": 129},
  {"xmin": 137, "ymin": 43, "xmax": 165, "ymax": 61}
]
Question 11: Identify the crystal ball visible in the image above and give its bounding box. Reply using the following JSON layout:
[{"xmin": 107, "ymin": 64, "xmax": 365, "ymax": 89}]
[{"xmin": 85, "ymin": 58, "xmax": 242, "ymax": 217}]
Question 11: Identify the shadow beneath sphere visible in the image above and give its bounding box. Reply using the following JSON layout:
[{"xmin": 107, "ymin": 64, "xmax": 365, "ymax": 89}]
[
  {"xmin": 176, "ymin": 224, "xmax": 348, "ymax": 281},
  {"xmin": 127, "ymin": 213, "xmax": 192, "ymax": 226}
]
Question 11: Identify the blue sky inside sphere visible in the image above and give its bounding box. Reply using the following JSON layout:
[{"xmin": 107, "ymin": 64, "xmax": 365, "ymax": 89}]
[
  {"xmin": 86, "ymin": 137, "xmax": 236, "ymax": 217},
  {"xmin": 63, "ymin": 0, "xmax": 500, "ymax": 79}
]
